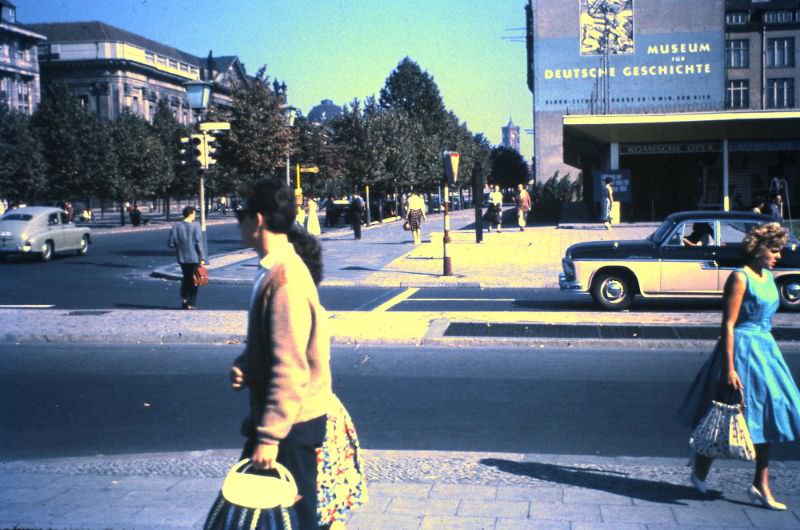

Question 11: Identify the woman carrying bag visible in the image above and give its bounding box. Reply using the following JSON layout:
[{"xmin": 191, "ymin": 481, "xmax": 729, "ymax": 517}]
[
  {"xmin": 406, "ymin": 190, "xmax": 426, "ymax": 245},
  {"xmin": 215, "ymin": 179, "xmax": 366, "ymax": 529},
  {"xmin": 677, "ymin": 222, "xmax": 800, "ymax": 510}
]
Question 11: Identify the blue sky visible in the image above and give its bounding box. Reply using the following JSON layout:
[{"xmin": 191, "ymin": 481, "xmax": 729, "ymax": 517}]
[{"xmin": 17, "ymin": 0, "xmax": 532, "ymax": 157}]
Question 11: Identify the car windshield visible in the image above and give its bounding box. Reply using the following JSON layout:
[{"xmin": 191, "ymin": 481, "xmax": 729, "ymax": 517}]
[
  {"xmin": 1, "ymin": 213, "xmax": 33, "ymax": 221},
  {"xmin": 648, "ymin": 219, "xmax": 675, "ymax": 243}
]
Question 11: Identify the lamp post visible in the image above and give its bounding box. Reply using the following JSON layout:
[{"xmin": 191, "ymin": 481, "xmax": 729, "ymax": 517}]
[
  {"xmin": 283, "ymin": 106, "xmax": 297, "ymax": 187},
  {"xmin": 184, "ymin": 80, "xmax": 212, "ymax": 253}
]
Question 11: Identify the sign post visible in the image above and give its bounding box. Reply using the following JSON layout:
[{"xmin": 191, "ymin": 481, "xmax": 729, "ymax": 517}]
[{"xmin": 442, "ymin": 151, "xmax": 460, "ymax": 276}]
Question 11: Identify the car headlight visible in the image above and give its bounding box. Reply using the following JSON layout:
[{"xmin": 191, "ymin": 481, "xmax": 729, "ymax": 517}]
[{"xmin": 20, "ymin": 231, "xmax": 28, "ymax": 240}]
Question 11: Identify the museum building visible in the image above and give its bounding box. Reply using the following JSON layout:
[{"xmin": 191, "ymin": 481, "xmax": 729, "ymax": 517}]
[{"xmin": 526, "ymin": 0, "xmax": 800, "ymax": 220}]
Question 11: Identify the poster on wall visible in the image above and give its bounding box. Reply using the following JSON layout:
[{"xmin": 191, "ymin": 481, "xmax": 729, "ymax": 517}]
[
  {"xmin": 580, "ymin": 0, "xmax": 634, "ymax": 56},
  {"xmin": 534, "ymin": 0, "xmax": 724, "ymax": 112},
  {"xmin": 593, "ymin": 169, "xmax": 632, "ymax": 203}
]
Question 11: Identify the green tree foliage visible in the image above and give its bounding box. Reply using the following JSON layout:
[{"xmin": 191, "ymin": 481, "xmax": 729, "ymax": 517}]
[
  {"xmin": 534, "ymin": 171, "xmax": 582, "ymax": 220},
  {"xmin": 218, "ymin": 67, "xmax": 291, "ymax": 187},
  {"xmin": 489, "ymin": 146, "xmax": 529, "ymax": 188},
  {"xmin": 379, "ymin": 57, "xmax": 446, "ymax": 126},
  {"xmin": 32, "ymin": 83, "xmax": 96, "ymax": 200},
  {"xmin": 292, "ymin": 115, "xmax": 345, "ymax": 199},
  {"xmin": 151, "ymin": 99, "xmax": 191, "ymax": 198},
  {"xmin": 0, "ymin": 107, "xmax": 48, "ymax": 203},
  {"xmin": 112, "ymin": 111, "xmax": 171, "ymax": 203}
]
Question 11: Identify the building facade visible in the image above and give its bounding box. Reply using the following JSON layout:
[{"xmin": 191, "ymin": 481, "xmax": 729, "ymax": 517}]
[
  {"xmin": 527, "ymin": 0, "xmax": 800, "ymax": 220},
  {"xmin": 0, "ymin": 0, "xmax": 45, "ymax": 114},
  {"xmin": 25, "ymin": 21, "xmax": 248, "ymax": 125},
  {"xmin": 501, "ymin": 117, "xmax": 521, "ymax": 152}
]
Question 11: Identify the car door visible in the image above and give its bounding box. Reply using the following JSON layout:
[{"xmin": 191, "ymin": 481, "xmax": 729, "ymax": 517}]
[
  {"xmin": 658, "ymin": 220, "xmax": 719, "ymax": 294},
  {"xmin": 46, "ymin": 211, "xmax": 64, "ymax": 250},
  {"xmin": 59, "ymin": 211, "xmax": 79, "ymax": 250},
  {"xmin": 716, "ymin": 219, "xmax": 763, "ymax": 289}
]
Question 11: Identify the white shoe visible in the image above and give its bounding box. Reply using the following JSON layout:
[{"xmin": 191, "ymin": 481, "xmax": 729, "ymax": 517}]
[
  {"xmin": 690, "ymin": 472, "xmax": 707, "ymax": 495},
  {"xmin": 748, "ymin": 485, "xmax": 787, "ymax": 510}
]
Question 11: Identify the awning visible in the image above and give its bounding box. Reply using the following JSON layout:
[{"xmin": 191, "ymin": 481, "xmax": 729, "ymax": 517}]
[{"xmin": 563, "ymin": 110, "xmax": 800, "ymax": 165}]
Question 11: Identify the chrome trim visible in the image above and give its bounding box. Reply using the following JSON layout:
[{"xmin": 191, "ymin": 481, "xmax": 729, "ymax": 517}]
[
  {"xmin": 559, "ymin": 273, "xmax": 584, "ymax": 291},
  {"xmin": 782, "ymin": 281, "xmax": 800, "ymax": 303},
  {"xmin": 700, "ymin": 261, "xmax": 718, "ymax": 270}
]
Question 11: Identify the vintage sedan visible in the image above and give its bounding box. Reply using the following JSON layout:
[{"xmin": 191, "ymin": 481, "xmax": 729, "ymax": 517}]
[
  {"xmin": 559, "ymin": 211, "xmax": 800, "ymax": 311},
  {"xmin": 0, "ymin": 206, "xmax": 92, "ymax": 261}
]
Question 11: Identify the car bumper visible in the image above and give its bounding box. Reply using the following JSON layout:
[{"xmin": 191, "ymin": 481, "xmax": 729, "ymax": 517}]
[{"xmin": 559, "ymin": 273, "xmax": 584, "ymax": 291}]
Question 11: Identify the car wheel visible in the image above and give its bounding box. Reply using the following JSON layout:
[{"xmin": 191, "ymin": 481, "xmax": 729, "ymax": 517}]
[
  {"xmin": 77, "ymin": 235, "xmax": 89, "ymax": 256},
  {"xmin": 778, "ymin": 277, "xmax": 800, "ymax": 312},
  {"xmin": 40, "ymin": 240, "xmax": 53, "ymax": 261},
  {"xmin": 591, "ymin": 271, "xmax": 634, "ymax": 310}
]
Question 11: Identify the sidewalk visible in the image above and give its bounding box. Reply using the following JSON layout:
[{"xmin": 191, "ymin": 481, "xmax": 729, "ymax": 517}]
[{"xmin": 3, "ymin": 449, "xmax": 800, "ymax": 529}]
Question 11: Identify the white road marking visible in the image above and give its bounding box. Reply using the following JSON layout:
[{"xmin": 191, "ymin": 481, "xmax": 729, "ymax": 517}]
[
  {"xmin": 372, "ymin": 288, "xmax": 420, "ymax": 312},
  {"xmin": 0, "ymin": 304, "xmax": 55, "ymax": 308}
]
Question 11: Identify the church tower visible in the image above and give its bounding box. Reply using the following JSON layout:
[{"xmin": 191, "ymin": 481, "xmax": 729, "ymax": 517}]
[{"xmin": 501, "ymin": 117, "xmax": 521, "ymax": 152}]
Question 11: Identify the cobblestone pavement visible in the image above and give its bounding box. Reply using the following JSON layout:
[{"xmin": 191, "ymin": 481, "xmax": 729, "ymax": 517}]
[{"xmin": 2, "ymin": 450, "xmax": 800, "ymax": 529}]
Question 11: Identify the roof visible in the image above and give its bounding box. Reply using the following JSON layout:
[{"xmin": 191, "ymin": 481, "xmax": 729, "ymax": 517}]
[
  {"xmin": 665, "ymin": 210, "xmax": 773, "ymax": 223},
  {"xmin": 308, "ymin": 99, "xmax": 343, "ymax": 123},
  {"xmin": 199, "ymin": 55, "xmax": 238, "ymax": 72},
  {"xmin": 26, "ymin": 21, "xmax": 199, "ymax": 65},
  {"xmin": 3, "ymin": 206, "xmax": 63, "ymax": 216}
]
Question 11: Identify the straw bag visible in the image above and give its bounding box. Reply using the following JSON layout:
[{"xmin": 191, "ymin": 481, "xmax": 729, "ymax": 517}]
[
  {"xmin": 203, "ymin": 459, "xmax": 299, "ymax": 530},
  {"xmin": 689, "ymin": 389, "xmax": 755, "ymax": 461}
]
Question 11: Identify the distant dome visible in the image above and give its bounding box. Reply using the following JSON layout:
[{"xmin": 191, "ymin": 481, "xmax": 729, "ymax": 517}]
[{"xmin": 308, "ymin": 99, "xmax": 342, "ymax": 123}]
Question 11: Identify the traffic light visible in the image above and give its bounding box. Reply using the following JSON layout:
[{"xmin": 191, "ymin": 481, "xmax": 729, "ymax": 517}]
[
  {"xmin": 205, "ymin": 133, "xmax": 218, "ymax": 167},
  {"xmin": 191, "ymin": 134, "xmax": 206, "ymax": 168}
]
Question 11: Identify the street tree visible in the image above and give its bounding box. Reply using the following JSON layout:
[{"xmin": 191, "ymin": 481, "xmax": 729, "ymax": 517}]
[
  {"xmin": 489, "ymin": 146, "xmax": 529, "ymax": 189},
  {"xmin": 218, "ymin": 67, "xmax": 291, "ymax": 188},
  {"xmin": 31, "ymin": 83, "xmax": 96, "ymax": 200},
  {"xmin": 152, "ymin": 99, "xmax": 190, "ymax": 216},
  {"xmin": 0, "ymin": 107, "xmax": 48, "ymax": 204}
]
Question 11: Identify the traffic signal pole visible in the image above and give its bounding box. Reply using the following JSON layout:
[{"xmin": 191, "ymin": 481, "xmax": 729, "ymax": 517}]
[{"xmin": 441, "ymin": 151, "xmax": 459, "ymax": 277}]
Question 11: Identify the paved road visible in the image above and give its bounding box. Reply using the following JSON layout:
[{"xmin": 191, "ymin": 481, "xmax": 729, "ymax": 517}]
[{"xmin": 3, "ymin": 342, "xmax": 800, "ymax": 462}]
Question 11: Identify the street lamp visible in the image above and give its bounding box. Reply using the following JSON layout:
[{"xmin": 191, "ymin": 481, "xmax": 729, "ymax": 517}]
[
  {"xmin": 282, "ymin": 105, "xmax": 297, "ymax": 187},
  {"xmin": 184, "ymin": 80, "xmax": 213, "ymax": 251}
]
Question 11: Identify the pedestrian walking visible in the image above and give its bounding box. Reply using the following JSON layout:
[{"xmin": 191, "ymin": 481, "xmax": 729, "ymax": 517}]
[
  {"xmin": 305, "ymin": 195, "xmax": 321, "ymax": 236},
  {"xmin": 601, "ymin": 177, "xmax": 614, "ymax": 229},
  {"xmin": 677, "ymin": 222, "xmax": 800, "ymax": 509},
  {"xmin": 349, "ymin": 192, "xmax": 365, "ymax": 240},
  {"xmin": 228, "ymin": 179, "xmax": 367, "ymax": 529},
  {"xmin": 489, "ymin": 185, "xmax": 503, "ymax": 232},
  {"xmin": 515, "ymin": 183, "xmax": 532, "ymax": 232},
  {"xmin": 406, "ymin": 189, "xmax": 426, "ymax": 245},
  {"xmin": 167, "ymin": 206, "xmax": 206, "ymax": 309}
]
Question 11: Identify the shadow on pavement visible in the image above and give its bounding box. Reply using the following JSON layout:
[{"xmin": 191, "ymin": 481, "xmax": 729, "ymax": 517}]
[
  {"xmin": 480, "ymin": 458, "xmax": 719, "ymax": 506},
  {"xmin": 114, "ymin": 303, "xmax": 177, "ymax": 310},
  {"xmin": 114, "ymin": 249, "xmax": 175, "ymax": 257}
]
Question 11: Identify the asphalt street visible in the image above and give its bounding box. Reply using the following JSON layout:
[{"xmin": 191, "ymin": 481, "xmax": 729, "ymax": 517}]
[
  {"xmin": 3, "ymin": 342, "xmax": 800, "ymax": 462},
  {"xmin": 0, "ymin": 218, "xmax": 730, "ymax": 313}
]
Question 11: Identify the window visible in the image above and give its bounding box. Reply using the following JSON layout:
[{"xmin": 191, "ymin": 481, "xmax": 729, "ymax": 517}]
[
  {"xmin": 180, "ymin": 63, "xmax": 189, "ymax": 72},
  {"xmin": 767, "ymin": 78, "xmax": 794, "ymax": 108},
  {"xmin": 726, "ymin": 11, "xmax": 749, "ymax": 25},
  {"xmin": 145, "ymin": 51, "xmax": 155, "ymax": 63},
  {"xmin": 719, "ymin": 221, "xmax": 761, "ymax": 246},
  {"xmin": 766, "ymin": 38, "xmax": 794, "ymax": 68},
  {"xmin": 48, "ymin": 213, "xmax": 59, "ymax": 226},
  {"xmin": 664, "ymin": 222, "xmax": 716, "ymax": 247},
  {"xmin": 157, "ymin": 55, "xmax": 167, "ymax": 65},
  {"xmin": 59, "ymin": 212, "xmax": 69, "ymax": 225},
  {"xmin": 726, "ymin": 40, "xmax": 749, "ymax": 68},
  {"xmin": 78, "ymin": 95, "xmax": 89, "ymax": 108},
  {"xmin": 726, "ymin": 80, "xmax": 750, "ymax": 109},
  {"xmin": 764, "ymin": 10, "xmax": 794, "ymax": 24},
  {"xmin": 168, "ymin": 58, "xmax": 178, "ymax": 69}
]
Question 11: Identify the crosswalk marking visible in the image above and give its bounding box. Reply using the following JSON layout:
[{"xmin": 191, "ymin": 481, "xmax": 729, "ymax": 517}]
[{"xmin": 372, "ymin": 288, "xmax": 420, "ymax": 312}]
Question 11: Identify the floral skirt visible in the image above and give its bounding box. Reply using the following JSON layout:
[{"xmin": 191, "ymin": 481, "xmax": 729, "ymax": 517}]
[{"xmin": 316, "ymin": 395, "xmax": 368, "ymax": 525}]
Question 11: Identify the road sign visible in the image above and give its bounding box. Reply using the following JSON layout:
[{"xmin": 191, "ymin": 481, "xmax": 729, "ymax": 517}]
[
  {"xmin": 442, "ymin": 151, "xmax": 460, "ymax": 184},
  {"xmin": 198, "ymin": 121, "xmax": 231, "ymax": 131}
]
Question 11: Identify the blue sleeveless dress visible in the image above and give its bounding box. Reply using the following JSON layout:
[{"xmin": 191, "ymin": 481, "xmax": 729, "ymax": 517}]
[{"xmin": 677, "ymin": 267, "xmax": 800, "ymax": 444}]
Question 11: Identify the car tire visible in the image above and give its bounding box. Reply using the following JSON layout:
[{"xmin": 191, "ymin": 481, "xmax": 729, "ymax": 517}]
[
  {"xmin": 778, "ymin": 276, "xmax": 800, "ymax": 312},
  {"xmin": 591, "ymin": 271, "xmax": 634, "ymax": 310},
  {"xmin": 77, "ymin": 235, "xmax": 89, "ymax": 256},
  {"xmin": 40, "ymin": 240, "xmax": 53, "ymax": 262}
]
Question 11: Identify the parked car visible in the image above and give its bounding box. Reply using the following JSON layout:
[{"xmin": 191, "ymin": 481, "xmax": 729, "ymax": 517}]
[
  {"xmin": 0, "ymin": 206, "xmax": 92, "ymax": 261},
  {"xmin": 559, "ymin": 211, "xmax": 800, "ymax": 311}
]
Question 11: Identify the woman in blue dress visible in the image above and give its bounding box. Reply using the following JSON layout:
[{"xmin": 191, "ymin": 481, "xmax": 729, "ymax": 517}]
[{"xmin": 677, "ymin": 222, "xmax": 800, "ymax": 510}]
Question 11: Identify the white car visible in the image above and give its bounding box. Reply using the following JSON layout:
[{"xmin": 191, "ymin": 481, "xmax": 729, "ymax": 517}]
[{"xmin": 0, "ymin": 206, "xmax": 92, "ymax": 261}]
